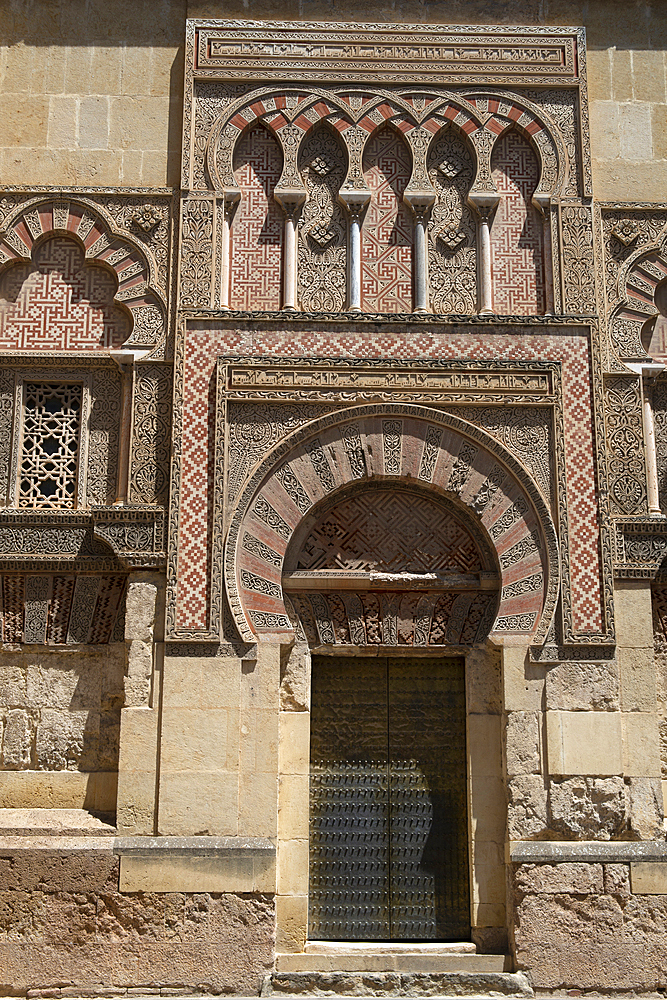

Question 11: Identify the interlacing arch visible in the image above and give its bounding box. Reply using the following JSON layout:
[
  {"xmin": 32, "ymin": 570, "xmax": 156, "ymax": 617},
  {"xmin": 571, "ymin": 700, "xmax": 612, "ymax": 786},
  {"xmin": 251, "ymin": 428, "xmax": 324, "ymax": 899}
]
[
  {"xmin": 206, "ymin": 84, "xmax": 567, "ymax": 204},
  {"xmin": 610, "ymin": 237, "xmax": 667, "ymax": 361}
]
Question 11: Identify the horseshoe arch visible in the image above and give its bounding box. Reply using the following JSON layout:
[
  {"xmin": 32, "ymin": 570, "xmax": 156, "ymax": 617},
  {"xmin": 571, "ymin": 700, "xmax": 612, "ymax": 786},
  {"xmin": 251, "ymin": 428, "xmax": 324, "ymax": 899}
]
[{"xmin": 224, "ymin": 404, "xmax": 559, "ymax": 646}]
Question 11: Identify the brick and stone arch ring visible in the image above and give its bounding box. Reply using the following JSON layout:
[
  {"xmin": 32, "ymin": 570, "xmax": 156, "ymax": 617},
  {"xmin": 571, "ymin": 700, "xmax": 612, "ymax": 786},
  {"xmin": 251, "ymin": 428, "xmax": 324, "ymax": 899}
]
[
  {"xmin": 206, "ymin": 85, "xmax": 567, "ymax": 205},
  {"xmin": 0, "ymin": 197, "xmax": 166, "ymax": 349},
  {"xmin": 224, "ymin": 403, "xmax": 559, "ymax": 645}
]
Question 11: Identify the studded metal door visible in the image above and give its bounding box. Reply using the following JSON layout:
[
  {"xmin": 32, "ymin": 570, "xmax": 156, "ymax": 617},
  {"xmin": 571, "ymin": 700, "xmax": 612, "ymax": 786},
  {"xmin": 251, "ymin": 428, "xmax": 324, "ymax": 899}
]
[{"xmin": 309, "ymin": 656, "xmax": 470, "ymax": 941}]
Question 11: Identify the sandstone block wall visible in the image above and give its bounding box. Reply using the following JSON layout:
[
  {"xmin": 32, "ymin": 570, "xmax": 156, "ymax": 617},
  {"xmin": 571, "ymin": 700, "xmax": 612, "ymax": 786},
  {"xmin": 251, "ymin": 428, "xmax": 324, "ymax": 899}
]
[
  {"xmin": 0, "ymin": 645, "xmax": 125, "ymax": 813},
  {"xmin": 503, "ymin": 581, "xmax": 664, "ymax": 847},
  {"xmin": 1, "ymin": 1, "xmax": 667, "ymax": 198},
  {"xmin": 513, "ymin": 862, "xmax": 667, "ymax": 991},
  {"xmin": 0, "ymin": 842, "xmax": 274, "ymax": 995}
]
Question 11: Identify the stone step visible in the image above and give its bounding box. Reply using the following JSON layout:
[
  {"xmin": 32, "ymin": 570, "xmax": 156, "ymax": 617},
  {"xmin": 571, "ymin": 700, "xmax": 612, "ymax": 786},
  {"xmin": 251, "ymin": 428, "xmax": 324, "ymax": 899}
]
[
  {"xmin": 262, "ymin": 969, "xmax": 532, "ymax": 997},
  {"xmin": 275, "ymin": 952, "xmax": 508, "ymax": 974},
  {"xmin": 304, "ymin": 941, "xmax": 477, "ymax": 955}
]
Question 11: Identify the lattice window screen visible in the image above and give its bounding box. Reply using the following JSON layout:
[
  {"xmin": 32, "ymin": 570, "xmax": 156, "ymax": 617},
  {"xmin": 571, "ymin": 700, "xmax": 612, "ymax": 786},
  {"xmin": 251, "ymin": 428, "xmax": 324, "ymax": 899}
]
[{"xmin": 19, "ymin": 383, "xmax": 82, "ymax": 508}]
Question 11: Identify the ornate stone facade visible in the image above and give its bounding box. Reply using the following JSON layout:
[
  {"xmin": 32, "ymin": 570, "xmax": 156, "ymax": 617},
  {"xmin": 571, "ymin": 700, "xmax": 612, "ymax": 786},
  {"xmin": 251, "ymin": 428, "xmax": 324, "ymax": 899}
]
[{"xmin": 2, "ymin": 9, "xmax": 667, "ymax": 999}]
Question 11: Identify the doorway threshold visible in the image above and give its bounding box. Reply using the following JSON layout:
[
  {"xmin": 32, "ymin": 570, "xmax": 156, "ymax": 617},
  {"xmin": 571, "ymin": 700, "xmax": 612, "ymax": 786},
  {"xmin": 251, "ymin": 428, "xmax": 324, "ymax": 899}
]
[
  {"xmin": 275, "ymin": 947, "xmax": 508, "ymax": 975},
  {"xmin": 305, "ymin": 941, "xmax": 477, "ymax": 954}
]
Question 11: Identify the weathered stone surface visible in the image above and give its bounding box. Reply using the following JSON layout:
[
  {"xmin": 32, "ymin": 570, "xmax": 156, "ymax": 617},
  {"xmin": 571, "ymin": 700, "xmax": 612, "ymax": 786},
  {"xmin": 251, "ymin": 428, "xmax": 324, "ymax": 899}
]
[
  {"xmin": 513, "ymin": 862, "xmax": 604, "ymax": 895},
  {"xmin": 511, "ymin": 841, "xmax": 667, "ymax": 862},
  {"xmin": 466, "ymin": 646, "xmax": 501, "ymax": 715},
  {"xmin": 0, "ymin": 848, "xmax": 118, "ymax": 893},
  {"xmin": 1, "ymin": 708, "xmax": 31, "ymax": 768},
  {"xmin": 0, "ymin": 808, "xmax": 115, "ymax": 837},
  {"xmin": 505, "ymin": 712, "xmax": 541, "ymax": 776},
  {"xmin": 471, "ymin": 925, "xmax": 508, "ymax": 956},
  {"xmin": 514, "ymin": 879, "xmax": 667, "ymax": 990},
  {"xmin": 0, "ymin": 648, "xmax": 124, "ymax": 774},
  {"xmin": 603, "ymin": 863, "xmax": 631, "ymax": 895},
  {"xmin": 549, "ymin": 776, "xmax": 626, "ymax": 840},
  {"xmin": 264, "ymin": 970, "xmax": 533, "ymax": 996},
  {"xmin": 626, "ymin": 776, "xmax": 663, "ymax": 839},
  {"xmin": 0, "ymin": 890, "xmax": 274, "ymax": 993},
  {"xmin": 35, "ymin": 708, "xmax": 96, "ymax": 771},
  {"xmin": 124, "ymin": 641, "xmax": 152, "ymax": 708},
  {"xmin": 507, "ymin": 774, "xmax": 548, "ymax": 840},
  {"xmin": 545, "ymin": 659, "xmax": 619, "ymax": 711},
  {"xmin": 279, "ymin": 643, "xmax": 310, "ymax": 713},
  {"xmin": 125, "ymin": 581, "xmax": 159, "ymax": 644}
]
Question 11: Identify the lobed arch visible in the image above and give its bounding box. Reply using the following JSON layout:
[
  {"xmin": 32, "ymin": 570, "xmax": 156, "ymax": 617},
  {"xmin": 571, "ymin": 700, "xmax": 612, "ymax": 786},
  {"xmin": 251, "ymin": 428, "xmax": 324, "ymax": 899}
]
[
  {"xmin": 224, "ymin": 404, "xmax": 559, "ymax": 646},
  {"xmin": 0, "ymin": 197, "xmax": 166, "ymax": 350},
  {"xmin": 206, "ymin": 84, "xmax": 566, "ymax": 209},
  {"xmin": 610, "ymin": 238, "xmax": 667, "ymax": 361}
]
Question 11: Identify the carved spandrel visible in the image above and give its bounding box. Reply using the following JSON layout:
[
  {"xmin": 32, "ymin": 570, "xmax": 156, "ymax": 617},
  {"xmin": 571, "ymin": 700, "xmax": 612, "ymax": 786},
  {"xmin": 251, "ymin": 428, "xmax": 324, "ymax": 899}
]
[
  {"xmin": 297, "ymin": 126, "xmax": 348, "ymax": 312},
  {"xmin": 427, "ymin": 129, "xmax": 477, "ymax": 314}
]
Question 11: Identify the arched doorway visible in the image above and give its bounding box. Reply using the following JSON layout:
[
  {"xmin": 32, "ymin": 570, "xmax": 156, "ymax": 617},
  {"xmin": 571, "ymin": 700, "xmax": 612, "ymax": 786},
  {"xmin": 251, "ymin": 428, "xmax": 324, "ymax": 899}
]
[{"xmin": 283, "ymin": 483, "xmax": 499, "ymax": 941}]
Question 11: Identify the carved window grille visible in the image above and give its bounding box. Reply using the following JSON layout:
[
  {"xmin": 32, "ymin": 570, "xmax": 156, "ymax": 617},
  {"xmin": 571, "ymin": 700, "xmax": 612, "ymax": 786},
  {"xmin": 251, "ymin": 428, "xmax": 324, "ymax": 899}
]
[{"xmin": 12, "ymin": 380, "xmax": 92, "ymax": 509}]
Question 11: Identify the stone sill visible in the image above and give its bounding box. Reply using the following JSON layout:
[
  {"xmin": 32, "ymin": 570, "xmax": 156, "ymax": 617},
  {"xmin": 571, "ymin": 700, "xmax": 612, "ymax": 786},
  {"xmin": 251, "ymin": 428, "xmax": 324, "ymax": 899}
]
[
  {"xmin": 0, "ymin": 831, "xmax": 276, "ymax": 892},
  {"xmin": 510, "ymin": 840, "xmax": 667, "ymax": 863},
  {"xmin": 113, "ymin": 836, "xmax": 274, "ymax": 855}
]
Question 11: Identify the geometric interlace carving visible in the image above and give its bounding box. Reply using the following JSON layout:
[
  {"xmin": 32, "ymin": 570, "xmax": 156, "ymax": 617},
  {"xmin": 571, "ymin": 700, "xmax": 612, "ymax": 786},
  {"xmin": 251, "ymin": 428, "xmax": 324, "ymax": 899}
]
[
  {"xmin": 361, "ymin": 126, "xmax": 413, "ymax": 313},
  {"xmin": 0, "ymin": 236, "xmax": 130, "ymax": 351},
  {"xmin": 490, "ymin": 130, "xmax": 545, "ymax": 315},
  {"xmin": 298, "ymin": 126, "xmax": 348, "ymax": 311},
  {"xmin": 0, "ymin": 573, "xmax": 127, "ymax": 645},
  {"xmin": 19, "ymin": 383, "xmax": 82, "ymax": 508},
  {"xmin": 231, "ymin": 124, "xmax": 283, "ymax": 311},
  {"xmin": 296, "ymin": 490, "xmax": 484, "ymax": 572}
]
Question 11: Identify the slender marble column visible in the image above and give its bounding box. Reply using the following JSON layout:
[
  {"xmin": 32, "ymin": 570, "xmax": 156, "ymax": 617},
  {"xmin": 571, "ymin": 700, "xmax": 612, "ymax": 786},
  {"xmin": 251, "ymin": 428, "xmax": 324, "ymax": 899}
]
[
  {"xmin": 349, "ymin": 209, "xmax": 362, "ymax": 311},
  {"xmin": 469, "ymin": 194, "xmax": 499, "ymax": 316},
  {"xmin": 477, "ymin": 208, "xmax": 494, "ymax": 315},
  {"xmin": 411, "ymin": 200, "xmax": 434, "ymax": 314},
  {"xmin": 282, "ymin": 201, "xmax": 301, "ymax": 310},
  {"xmin": 275, "ymin": 191, "xmax": 305, "ymax": 311},
  {"xmin": 340, "ymin": 190, "xmax": 370, "ymax": 312},
  {"xmin": 644, "ymin": 380, "xmax": 662, "ymax": 515}
]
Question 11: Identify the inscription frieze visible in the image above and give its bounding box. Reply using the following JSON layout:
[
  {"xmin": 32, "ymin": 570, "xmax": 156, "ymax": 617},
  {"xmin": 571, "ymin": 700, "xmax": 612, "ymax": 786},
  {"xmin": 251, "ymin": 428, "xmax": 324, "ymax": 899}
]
[
  {"xmin": 194, "ymin": 22, "xmax": 580, "ymax": 86},
  {"xmin": 225, "ymin": 359, "xmax": 553, "ymax": 401}
]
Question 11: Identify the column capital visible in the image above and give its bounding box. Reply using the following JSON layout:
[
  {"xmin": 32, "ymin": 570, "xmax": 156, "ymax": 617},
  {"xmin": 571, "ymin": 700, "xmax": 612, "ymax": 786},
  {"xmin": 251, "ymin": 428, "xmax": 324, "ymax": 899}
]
[
  {"xmin": 468, "ymin": 191, "xmax": 500, "ymax": 220},
  {"xmin": 339, "ymin": 187, "xmax": 370, "ymax": 220}
]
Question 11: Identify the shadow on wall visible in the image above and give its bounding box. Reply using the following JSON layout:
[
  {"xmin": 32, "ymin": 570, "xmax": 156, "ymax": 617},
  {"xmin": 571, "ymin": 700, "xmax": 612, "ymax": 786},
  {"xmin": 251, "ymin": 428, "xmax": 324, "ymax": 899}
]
[{"xmin": 0, "ymin": 646, "xmax": 125, "ymax": 798}]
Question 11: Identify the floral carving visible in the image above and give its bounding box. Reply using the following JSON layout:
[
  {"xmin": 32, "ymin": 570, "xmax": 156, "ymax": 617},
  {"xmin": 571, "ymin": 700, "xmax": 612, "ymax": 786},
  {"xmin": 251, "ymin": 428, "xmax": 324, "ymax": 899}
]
[
  {"xmin": 605, "ymin": 376, "xmax": 647, "ymax": 516},
  {"xmin": 130, "ymin": 364, "xmax": 172, "ymax": 506},
  {"xmin": 428, "ymin": 129, "xmax": 477, "ymax": 314},
  {"xmin": 298, "ymin": 127, "xmax": 348, "ymax": 311}
]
